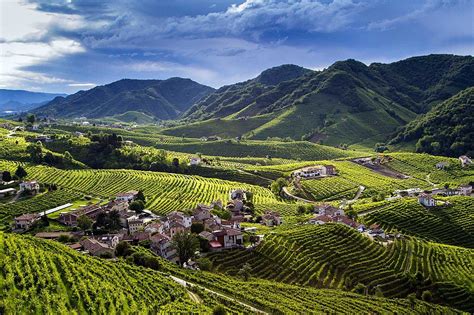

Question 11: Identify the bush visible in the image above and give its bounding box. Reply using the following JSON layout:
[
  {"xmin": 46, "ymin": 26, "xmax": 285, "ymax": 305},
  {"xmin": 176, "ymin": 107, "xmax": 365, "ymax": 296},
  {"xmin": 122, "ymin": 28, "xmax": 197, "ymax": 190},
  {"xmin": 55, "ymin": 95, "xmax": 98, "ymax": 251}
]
[{"xmin": 212, "ymin": 305, "xmax": 227, "ymax": 315}]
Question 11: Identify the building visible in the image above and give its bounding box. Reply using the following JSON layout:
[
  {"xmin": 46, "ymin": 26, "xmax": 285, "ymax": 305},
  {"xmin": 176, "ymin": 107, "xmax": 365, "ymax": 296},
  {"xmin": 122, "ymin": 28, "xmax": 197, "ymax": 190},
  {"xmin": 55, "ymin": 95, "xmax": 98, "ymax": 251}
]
[
  {"xmin": 459, "ymin": 184, "xmax": 472, "ymax": 196},
  {"xmin": 115, "ymin": 191, "xmax": 139, "ymax": 202},
  {"xmin": 14, "ymin": 213, "xmax": 40, "ymax": 230},
  {"xmin": 261, "ymin": 211, "xmax": 282, "ymax": 227},
  {"xmin": 212, "ymin": 228, "xmax": 243, "ymax": 249},
  {"xmin": 435, "ymin": 162, "xmax": 449, "ymax": 170},
  {"xmin": 58, "ymin": 204, "xmax": 103, "ymax": 226},
  {"xmin": 230, "ymin": 189, "xmax": 246, "ymax": 200},
  {"xmin": 0, "ymin": 188, "xmax": 16, "ymax": 198},
  {"xmin": 19, "ymin": 181, "xmax": 40, "ymax": 194},
  {"xmin": 190, "ymin": 157, "xmax": 201, "ymax": 166},
  {"xmin": 193, "ymin": 204, "xmax": 212, "ymax": 221},
  {"xmin": 418, "ymin": 193, "xmax": 437, "ymax": 207},
  {"xmin": 292, "ymin": 167, "xmax": 321, "ymax": 178},
  {"xmin": 80, "ymin": 238, "xmax": 114, "ymax": 257},
  {"xmin": 316, "ymin": 203, "xmax": 344, "ymax": 217},
  {"xmin": 150, "ymin": 233, "xmax": 177, "ymax": 262},
  {"xmin": 127, "ymin": 217, "xmax": 145, "ymax": 234},
  {"xmin": 94, "ymin": 234, "xmax": 120, "ymax": 248},
  {"xmin": 321, "ymin": 165, "xmax": 337, "ymax": 176},
  {"xmin": 308, "ymin": 215, "xmax": 333, "ymax": 225},
  {"xmin": 459, "ymin": 155, "xmax": 472, "ymax": 167}
]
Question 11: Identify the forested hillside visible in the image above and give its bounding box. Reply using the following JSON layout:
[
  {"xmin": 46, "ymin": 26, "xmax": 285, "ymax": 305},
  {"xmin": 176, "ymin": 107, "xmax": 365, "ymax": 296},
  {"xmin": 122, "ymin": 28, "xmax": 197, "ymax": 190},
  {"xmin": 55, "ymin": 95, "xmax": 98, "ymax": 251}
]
[{"xmin": 390, "ymin": 87, "xmax": 473, "ymax": 157}]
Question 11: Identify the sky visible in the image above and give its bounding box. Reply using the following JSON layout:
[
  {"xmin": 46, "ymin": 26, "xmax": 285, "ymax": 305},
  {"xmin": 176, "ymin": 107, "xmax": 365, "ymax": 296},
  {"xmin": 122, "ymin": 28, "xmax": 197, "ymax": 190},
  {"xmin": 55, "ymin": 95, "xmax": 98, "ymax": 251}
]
[{"xmin": 0, "ymin": 0, "xmax": 473, "ymax": 94}]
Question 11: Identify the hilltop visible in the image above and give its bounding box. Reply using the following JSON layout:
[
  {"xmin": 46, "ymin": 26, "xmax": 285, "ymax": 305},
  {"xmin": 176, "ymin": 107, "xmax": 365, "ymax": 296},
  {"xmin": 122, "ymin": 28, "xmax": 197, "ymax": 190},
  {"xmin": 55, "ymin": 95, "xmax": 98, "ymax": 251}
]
[
  {"xmin": 33, "ymin": 78, "xmax": 214, "ymax": 120},
  {"xmin": 165, "ymin": 54, "xmax": 474, "ymax": 147},
  {"xmin": 390, "ymin": 87, "xmax": 474, "ymax": 157}
]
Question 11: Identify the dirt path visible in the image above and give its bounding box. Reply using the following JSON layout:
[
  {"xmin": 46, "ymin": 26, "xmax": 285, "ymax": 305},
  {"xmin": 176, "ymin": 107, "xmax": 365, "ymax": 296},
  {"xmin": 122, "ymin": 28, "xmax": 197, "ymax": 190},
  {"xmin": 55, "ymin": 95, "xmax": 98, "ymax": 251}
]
[
  {"xmin": 170, "ymin": 275, "xmax": 268, "ymax": 314},
  {"xmin": 282, "ymin": 186, "xmax": 315, "ymax": 204},
  {"xmin": 187, "ymin": 290, "xmax": 202, "ymax": 304}
]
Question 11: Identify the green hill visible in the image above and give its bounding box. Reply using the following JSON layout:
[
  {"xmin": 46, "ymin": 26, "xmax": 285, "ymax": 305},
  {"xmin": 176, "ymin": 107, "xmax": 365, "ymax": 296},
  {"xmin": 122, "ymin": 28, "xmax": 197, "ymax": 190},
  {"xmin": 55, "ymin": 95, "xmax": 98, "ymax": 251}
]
[
  {"xmin": 208, "ymin": 224, "xmax": 474, "ymax": 312},
  {"xmin": 167, "ymin": 54, "xmax": 473, "ymax": 147},
  {"xmin": 33, "ymin": 78, "xmax": 214, "ymax": 120},
  {"xmin": 390, "ymin": 87, "xmax": 474, "ymax": 157}
]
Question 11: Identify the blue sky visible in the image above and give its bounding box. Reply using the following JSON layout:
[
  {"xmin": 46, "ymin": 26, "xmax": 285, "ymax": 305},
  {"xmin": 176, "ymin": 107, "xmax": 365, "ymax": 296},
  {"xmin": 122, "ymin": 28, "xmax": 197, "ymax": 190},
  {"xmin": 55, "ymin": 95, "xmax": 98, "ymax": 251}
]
[{"xmin": 0, "ymin": 0, "xmax": 473, "ymax": 93}]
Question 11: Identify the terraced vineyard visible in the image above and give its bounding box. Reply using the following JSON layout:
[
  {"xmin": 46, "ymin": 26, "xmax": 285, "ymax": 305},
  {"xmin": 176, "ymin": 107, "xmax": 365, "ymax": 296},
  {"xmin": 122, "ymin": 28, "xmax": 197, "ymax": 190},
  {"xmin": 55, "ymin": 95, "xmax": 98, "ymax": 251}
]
[
  {"xmin": 208, "ymin": 224, "xmax": 474, "ymax": 312},
  {"xmin": 363, "ymin": 197, "xmax": 474, "ymax": 248},
  {"xmin": 0, "ymin": 233, "xmax": 227, "ymax": 314},
  {"xmin": 0, "ymin": 160, "xmax": 282, "ymax": 216},
  {"xmin": 300, "ymin": 177, "xmax": 359, "ymax": 201},
  {"xmin": 0, "ymin": 189, "xmax": 81, "ymax": 231}
]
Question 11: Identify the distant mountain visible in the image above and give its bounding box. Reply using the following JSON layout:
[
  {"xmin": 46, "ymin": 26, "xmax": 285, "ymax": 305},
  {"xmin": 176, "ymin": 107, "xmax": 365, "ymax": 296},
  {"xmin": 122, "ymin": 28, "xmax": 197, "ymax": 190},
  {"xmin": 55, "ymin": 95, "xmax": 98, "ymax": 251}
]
[
  {"xmin": 390, "ymin": 87, "xmax": 474, "ymax": 157},
  {"xmin": 34, "ymin": 78, "xmax": 215, "ymax": 120},
  {"xmin": 0, "ymin": 89, "xmax": 66, "ymax": 112},
  {"xmin": 167, "ymin": 54, "xmax": 474, "ymax": 146}
]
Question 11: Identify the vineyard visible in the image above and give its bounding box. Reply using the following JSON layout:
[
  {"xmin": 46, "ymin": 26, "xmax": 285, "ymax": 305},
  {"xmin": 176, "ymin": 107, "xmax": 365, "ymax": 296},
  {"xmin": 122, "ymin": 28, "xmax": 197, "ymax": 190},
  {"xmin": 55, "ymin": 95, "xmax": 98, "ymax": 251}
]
[
  {"xmin": 300, "ymin": 176, "xmax": 359, "ymax": 201},
  {"xmin": 0, "ymin": 160, "xmax": 282, "ymax": 216},
  {"xmin": 0, "ymin": 189, "xmax": 81, "ymax": 231},
  {"xmin": 363, "ymin": 197, "xmax": 474, "ymax": 248},
  {"xmin": 208, "ymin": 224, "xmax": 474, "ymax": 312}
]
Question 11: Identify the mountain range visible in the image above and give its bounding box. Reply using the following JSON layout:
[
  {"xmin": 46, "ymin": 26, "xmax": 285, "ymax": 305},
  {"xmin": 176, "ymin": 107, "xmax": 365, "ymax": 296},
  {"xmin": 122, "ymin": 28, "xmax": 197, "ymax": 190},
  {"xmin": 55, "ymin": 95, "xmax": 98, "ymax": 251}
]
[
  {"xmin": 31, "ymin": 54, "xmax": 474, "ymax": 147},
  {"xmin": 33, "ymin": 78, "xmax": 215, "ymax": 120},
  {"xmin": 0, "ymin": 89, "xmax": 66, "ymax": 113}
]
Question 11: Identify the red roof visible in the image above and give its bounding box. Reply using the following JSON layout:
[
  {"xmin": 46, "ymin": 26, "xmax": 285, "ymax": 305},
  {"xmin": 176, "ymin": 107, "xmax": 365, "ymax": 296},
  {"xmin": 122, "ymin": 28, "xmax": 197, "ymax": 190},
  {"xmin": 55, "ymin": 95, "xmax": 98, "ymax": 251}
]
[{"xmin": 209, "ymin": 241, "xmax": 222, "ymax": 248}]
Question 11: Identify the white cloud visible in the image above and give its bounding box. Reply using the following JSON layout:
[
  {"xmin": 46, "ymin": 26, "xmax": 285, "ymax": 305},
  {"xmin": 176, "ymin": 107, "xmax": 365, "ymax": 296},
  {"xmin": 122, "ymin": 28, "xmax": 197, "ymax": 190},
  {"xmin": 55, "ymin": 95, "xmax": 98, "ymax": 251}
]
[{"xmin": 68, "ymin": 83, "xmax": 96, "ymax": 88}]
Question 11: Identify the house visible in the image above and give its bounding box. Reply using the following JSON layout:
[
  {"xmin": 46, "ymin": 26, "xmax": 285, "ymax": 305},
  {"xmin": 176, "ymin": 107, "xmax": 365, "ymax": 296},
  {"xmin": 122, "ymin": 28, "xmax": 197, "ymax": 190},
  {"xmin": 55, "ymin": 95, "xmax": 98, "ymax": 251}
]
[
  {"xmin": 261, "ymin": 211, "xmax": 282, "ymax": 227},
  {"xmin": 145, "ymin": 222, "xmax": 164, "ymax": 234},
  {"xmin": 80, "ymin": 238, "xmax": 114, "ymax": 257},
  {"xmin": 58, "ymin": 204, "xmax": 103, "ymax": 226},
  {"xmin": 150, "ymin": 233, "xmax": 177, "ymax": 262},
  {"xmin": 198, "ymin": 231, "xmax": 215, "ymax": 241},
  {"xmin": 308, "ymin": 215, "xmax": 333, "ymax": 225},
  {"xmin": 115, "ymin": 191, "xmax": 139, "ymax": 202},
  {"xmin": 14, "ymin": 213, "xmax": 41, "ymax": 230},
  {"xmin": 230, "ymin": 189, "xmax": 246, "ymax": 200},
  {"xmin": 316, "ymin": 203, "xmax": 344, "ymax": 217},
  {"xmin": 336, "ymin": 216, "xmax": 359, "ymax": 228},
  {"xmin": 19, "ymin": 181, "xmax": 40, "ymax": 194},
  {"xmin": 94, "ymin": 234, "xmax": 120, "ymax": 248},
  {"xmin": 190, "ymin": 157, "xmax": 201, "ymax": 166},
  {"xmin": 292, "ymin": 167, "xmax": 321, "ymax": 178},
  {"xmin": 193, "ymin": 204, "xmax": 212, "ymax": 221},
  {"xmin": 212, "ymin": 228, "xmax": 243, "ymax": 249},
  {"xmin": 166, "ymin": 211, "xmax": 192, "ymax": 228},
  {"xmin": 104, "ymin": 200, "xmax": 129, "ymax": 213},
  {"xmin": 226, "ymin": 199, "xmax": 244, "ymax": 213},
  {"xmin": 168, "ymin": 221, "xmax": 187, "ymax": 238},
  {"xmin": 435, "ymin": 162, "xmax": 449, "ymax": 170},
  {"xmin": 34, "ymin": 135, "xmax": 52, "ymax": 143},
  {"xmin": 459, "ymin": 155, "xmax": 472, "ymax": 167},
  {"xmin": 127, "ymin": 217, "xmax": 145, "ymax": 234},
  {"xmin": 74, "ymin": 131, "xmax": 84, "ymax": 137},
  {"xmin": 0, "ymin": 188, "xmax": 16, "ymax": 198},
  {"xmin": 321, "ymin": 165, "xmax": 337, "ymax": 176},
  {"xmin": 418, "ymin": 193, "xmax": 437, "ymax": 207},
  {"xmin": 459, "ymin": 184, "xmax": 472, "ymax": 196}
]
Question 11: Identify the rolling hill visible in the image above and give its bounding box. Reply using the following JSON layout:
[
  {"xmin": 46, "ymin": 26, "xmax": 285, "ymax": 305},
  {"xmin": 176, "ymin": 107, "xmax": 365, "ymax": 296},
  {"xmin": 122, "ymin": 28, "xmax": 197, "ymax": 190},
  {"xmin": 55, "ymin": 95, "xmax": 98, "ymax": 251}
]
[
  {"xmin": 33, "ymin": 78, "xmax": 214, "ymax": 120},
  {"xmin": 390, "ymin": 87, "xmax": 474, "ymax": 157},
  {"xmin": 165, "ymin": 54, "xmax": 474, "ymax": 147},
  {"xmin": 0, "ymin": 89, "xmax": 66, "ymax": 112}
]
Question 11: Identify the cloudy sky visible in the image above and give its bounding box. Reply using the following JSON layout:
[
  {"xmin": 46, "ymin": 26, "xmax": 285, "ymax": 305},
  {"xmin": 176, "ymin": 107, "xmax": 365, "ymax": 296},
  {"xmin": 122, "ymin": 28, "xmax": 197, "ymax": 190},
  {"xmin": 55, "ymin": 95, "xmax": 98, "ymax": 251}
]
[{"xmin": 0, "ymin": 0, "xmax": 473, "ymax": 93}]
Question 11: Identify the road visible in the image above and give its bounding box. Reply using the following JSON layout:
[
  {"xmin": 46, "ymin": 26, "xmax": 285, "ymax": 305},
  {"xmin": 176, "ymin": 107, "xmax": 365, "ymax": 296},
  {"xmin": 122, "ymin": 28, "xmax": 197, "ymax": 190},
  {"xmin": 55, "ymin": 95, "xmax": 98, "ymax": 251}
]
[
  {"xmin": 170, "ymin": 275, "xmax": 268, "ymax": 314},
  {"xmin": 281, "ymin": 186, "xmax": 315, "ymax": 204}
]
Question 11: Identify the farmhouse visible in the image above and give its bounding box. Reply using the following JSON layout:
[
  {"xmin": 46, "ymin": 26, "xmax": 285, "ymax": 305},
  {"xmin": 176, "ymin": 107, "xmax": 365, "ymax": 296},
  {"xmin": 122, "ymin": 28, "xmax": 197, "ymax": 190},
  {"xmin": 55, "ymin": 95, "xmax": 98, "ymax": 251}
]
[
  {"xmin": 150, "ymin": 233, "xmax": 177, "ymax": 262},
  {"xmin": 0, "ymin": 187, "xmax": 16, "ymax": 198},
  {"xmin": 308, "ymin": 215, "xmax": 333, "ymax": 225},
  {"xmin": 14, "ymin": 213, "xmax": 41, "ymax": 230},
  {"xmin": 115, "ymin": 190, "xmax": 139, "ymax": 202},
  {"xmin": 435, "ymin": 161, "xmax": 449, "ymax": 170},
  {"xmin": 459, "ymin": 184, "xmax": 472, "ymax": 196},
  {"xmin": 292, "ymin": 165, "xmax": 337, "ymax": 178},
  {"xmin": 418, "ymin": 193, "xmax": 437, "ymax": 207},
  {"xmin": 80, "ymin": 238, "xmax": 114, "ymax": 257},
  {"xmin": 459, "ymin": 155, "xmax": 472, "ymax": 167},
  {"xmin": 230, "ymin": 189, "xmax": 246, "ymax": 200},
  {"xmin": 321, "ymin": 165, "xmax": 337, "ymax": 175},
  {"xmin": 316, "ymin": 203, "xmax": 344, "ymax": 217},
  {"xmin": 127, "ymin": 217, "xmax": 145, "ymax": 234},
  {"xmin": 261, "ymin": 211, "xmax": 282, "ymax": 227},
  {"xmin": 59, "ymin": 204, "xmax": 103, "ymax": 226},
  {"xmin": 189, "ymin": 157, "xmax": 201, "ymax": 166},
  {"xmin": 19, "ymin": 181, "xmax": 40, "ymax": 194},
  {"xmin": 211, "ymin": 228, "xmax": 243, "ymax": 249}
]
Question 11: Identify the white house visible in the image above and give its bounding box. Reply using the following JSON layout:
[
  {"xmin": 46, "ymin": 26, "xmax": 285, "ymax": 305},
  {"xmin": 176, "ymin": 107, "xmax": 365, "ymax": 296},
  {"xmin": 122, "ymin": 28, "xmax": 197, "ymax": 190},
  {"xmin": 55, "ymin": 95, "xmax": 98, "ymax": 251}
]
[
  {"xmin": 418, "ymin": 193, "xmax": 437, "ymax": 207},
  {"xmin": 189, "ymin": 157, "xmax": 201, "ymax": 166},
  {"xmin": 115, "ymin": 191, "xmax": 139, "ymax": 202},
  {"xmin": 127, "ymin": 217, "xmax": 145, "ymax": 234},
  {"xmin": 459, "ymin": 155, "xmax": 472, "ymax": 167},
  {"xmin": 459, "ymin": 184, "xmax": 472, "ymax": 196},
  {"xmin": 19, "ymin": 181, "xmax": 40, "ymax": 194}
]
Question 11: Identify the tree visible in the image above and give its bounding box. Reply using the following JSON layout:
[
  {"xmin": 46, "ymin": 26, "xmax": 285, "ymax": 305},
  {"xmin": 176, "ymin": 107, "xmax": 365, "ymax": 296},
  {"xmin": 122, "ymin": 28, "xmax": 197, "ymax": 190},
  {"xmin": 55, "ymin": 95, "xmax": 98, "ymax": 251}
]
[
  {"xmin": 407, "ymin": 293, "xmax": 417, "ymax": 309},
  {"xmin": 212, "ymin": 305, "xmax": 227, "ymax": 315},
  {"xmin": 196, "ymin": 257, "xmax": 212, "ymax": 271},
  {"xmin": 347, "ymin": 209, "xmax": 358, "ymax": 220},
  {"xmin": 2, "ymin": 171, "xmax": 11, "ymax": 182},
  {"xmin": 108, "ymin": 210, "xmax": 121, "ymax": 231},
  {"xmin": 172, "ymin": 158, "xmax": 180, "ymax": 168},
  {"xmin": 136, "ymin": 190, "xmax": 146, "ymax": 202},
  {"xmin": 115, "ymin": 241, "xmax": 134, "ymax": 257},
  {"xmin": 237, "ymin": 263, "xmax": 252, "ymax": 281},
  {"xmin": 271, "ymin": 178, "xmax": 288, "ymax": 196},
  {"xmin": 191, "ymin": 222, "xmax": 204, "ymax": 234},
  {"xmin": 249, "ymin": 235, "xmax": 259, "ymax": 246},
  {"xmin": 14, "ymin": 165, "xmax": 27, "ymax": 179},
  {"xmin": 27, "ymin": 143, "xmax": 43, "ymax": 163},
  {"xmin": 77, "ymin": 215, "xmax": 93, "ymax": 232},
  {"xmin": 26, "ymin": 114, "xmax": 36, "ymax": 124},
  {"xmin": 297, "ymin": 205, "xmax": 306, "ymax": 215},
  {"xmin": 352, "ymin": 283, "xmax": 366, "ymax": 295},
  {"xmin": 40, "ymin": 214, "xmax": 49, "ymax": 227},
  {"xmin": 422, "ymin": 290, "xmax": 433, "ymax": 302},
  {"xmin": 129, "ymin": 200, "xmax": 145, "ymax": 213},
  {"xmin": 171, "ymin": 232, "xmax": 199, "ymax": 265}
]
